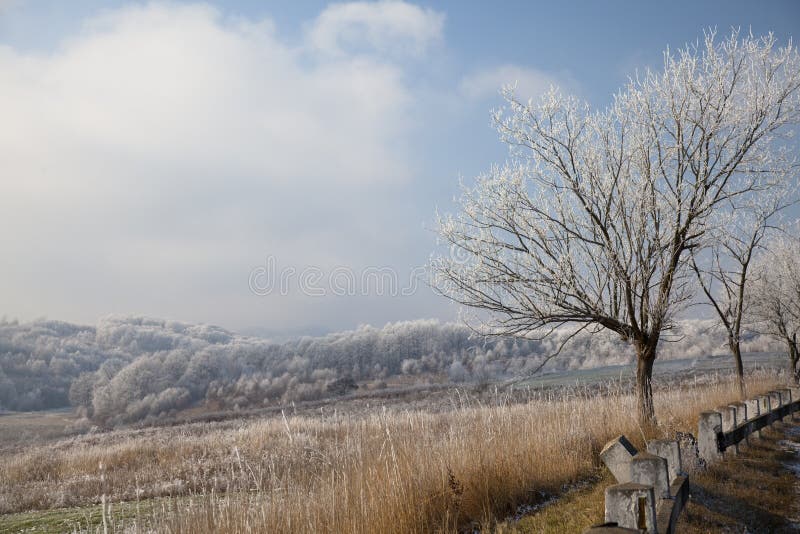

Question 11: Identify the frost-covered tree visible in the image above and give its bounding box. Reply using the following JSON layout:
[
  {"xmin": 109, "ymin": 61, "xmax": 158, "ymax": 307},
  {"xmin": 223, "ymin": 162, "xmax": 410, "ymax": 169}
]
[
  {"xmin": 691, "ymin": 187, "xmax": 794, "ymax": 396},
  {"xmin": 0, "ymin": 309, "xmax": 784, "ymax": 423},
  {"xmin": 748, "ymin": 235, "xmax": 800, "ymax": 382},
  {"xmin": 433, "ymin": 30, "xmax": 800, "ymax": 424}
]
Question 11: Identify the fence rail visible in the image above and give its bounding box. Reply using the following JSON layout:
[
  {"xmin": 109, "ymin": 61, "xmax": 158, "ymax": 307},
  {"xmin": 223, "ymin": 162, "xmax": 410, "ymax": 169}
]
[
  {"xmin": 585, "ymin": 385, "xmax": 799, "ymax": 534},
  {"xmin": 717, "ymin": 398, "xmax": 799, "ymax": 450}
]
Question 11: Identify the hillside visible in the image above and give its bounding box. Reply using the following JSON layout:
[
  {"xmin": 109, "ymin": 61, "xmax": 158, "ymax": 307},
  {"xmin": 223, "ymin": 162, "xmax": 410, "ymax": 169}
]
[{"xmin": 0, "ymin": 315, "xmax": 782, "ymax": 426}]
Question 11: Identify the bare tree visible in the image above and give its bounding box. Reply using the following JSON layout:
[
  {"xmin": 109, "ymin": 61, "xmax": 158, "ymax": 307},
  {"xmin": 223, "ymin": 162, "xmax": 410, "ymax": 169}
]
[
  {"xmin": 432, "ymin": 30, "xmax": 800, "ymax": 424},
  {"xmin": 690, "ymin": 187, "xmax": 794, "ymax": 397},
  {"xmin": 748, "ymin": 235, "xmax": 800, "ymax": 383}
]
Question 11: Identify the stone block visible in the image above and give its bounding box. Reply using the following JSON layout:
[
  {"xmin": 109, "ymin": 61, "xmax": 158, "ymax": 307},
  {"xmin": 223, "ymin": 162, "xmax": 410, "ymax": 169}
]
[
  {"xmin": 698, "ymin": 411, "xmax": 722, "ymax": 464},
  {"xmin": 758, "ymin": 394, "xmax": 771, "ymax": 414},
  {"xmin": 630, "ymin": 452, "xmax": 670, "ymax": 499},
  {"xmin": 730, "ymin": 401, "xmax": 747, "ymax": 446},
  {"xmin": 729, "ymin": 402, "xmax": 747, "ymax": 425},
  {"xmin": 768, "ymin": 390, "xmax": 788, "ymax": 430},
  {"xmin": 600, "ymin": 435, "xmax": 638, "ymax": 483},
  {"xmin": 718, "ymin": 405, "xmax": 736, "ymax": 432},
  {"xmin": 779, "ymin": 389, "xmax": 792, "ymax": 421},
  {"xmin": 646, "ymin": 439, "xmax": 682, "ymax": 481},
  {"xmin": 790, "ymin": 387, "xmax": 800, "ymax": 420},
  {"xmin": 717, "ymin": 405, "xmax": 737, "ymax": 455},
  {"xmin": 744, "ymin": 398, "xmax": 760, "ymax": 418},
  {"xmin": 604, "ymin": 482, "xmax": 657, "ymax": 533},
  {"xmin": 674, "ymin": 432, "xmax": 702, "ymax": 473},
  {"xmin": 758, "ymin": 394, "xmax": 772, "ymax": 427},
  {"xmin": 744, "ymin": 398, "xmax": 760, "ymax": 438},
  {"xmin": 769, "ymin": 391, "xmax": 783, "ymax": 425}
]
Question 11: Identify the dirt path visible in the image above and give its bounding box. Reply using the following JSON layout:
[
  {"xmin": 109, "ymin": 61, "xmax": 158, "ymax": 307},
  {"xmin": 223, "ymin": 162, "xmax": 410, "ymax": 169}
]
[{"xmin": 678, "ymin": 417, "xmax": 800, "ymax": 533}]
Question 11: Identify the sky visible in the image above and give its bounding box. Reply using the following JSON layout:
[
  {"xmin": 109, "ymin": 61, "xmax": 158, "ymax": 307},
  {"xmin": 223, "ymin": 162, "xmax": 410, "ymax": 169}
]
[{"xmin": 1, "ymin": 1, "xmax": 799, "ymax": 336}]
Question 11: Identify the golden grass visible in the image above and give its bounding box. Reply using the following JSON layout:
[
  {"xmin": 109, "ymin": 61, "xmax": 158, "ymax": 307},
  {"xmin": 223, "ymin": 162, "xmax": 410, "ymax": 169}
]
[
  {"xmin": 497, "ymin": 474, "xmax": 610, "ymax": 534},
  {"xmin": 0, "ymin": 371, "xmax": 787, "ymax": 533},
  {"xmin": 677, "ymin": 419, "xmax": 800, "ymax": 533}
]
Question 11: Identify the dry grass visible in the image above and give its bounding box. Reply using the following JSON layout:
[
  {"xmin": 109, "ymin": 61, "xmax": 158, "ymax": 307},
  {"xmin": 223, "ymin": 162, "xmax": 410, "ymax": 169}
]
[
  {"xmin": 0, "ymin": 371, "xmax": 787, "ymax": 533},
  {"xmin": 678, "ymin": 418, "xmax": 800, "ymax": 533},
  {"xmin": 493, "ymin": 473, "xmax": 609, "ymax": 534},
  {"xmin": 0, "ymin": 409, "xmax": 78, "ymax": 450}
]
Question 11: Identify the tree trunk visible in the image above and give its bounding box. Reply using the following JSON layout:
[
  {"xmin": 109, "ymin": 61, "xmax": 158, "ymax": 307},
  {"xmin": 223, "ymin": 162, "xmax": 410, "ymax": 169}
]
[
  {"xmin": 635, "ymin": 341, "xmax": 657, "ymax": 427},
  {"xmin": 790, "ymin": 334, "xmax": 799, "ymax": 384},
  {"xmin": 728, "ymin": 336, "xmax": 745, "ymax": 398}
]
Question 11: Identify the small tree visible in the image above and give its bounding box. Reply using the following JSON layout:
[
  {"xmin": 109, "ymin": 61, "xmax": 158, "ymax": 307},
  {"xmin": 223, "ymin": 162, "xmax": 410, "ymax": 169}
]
[
  {"xmin": 690, "ymin": 187, "xmax": 793, "ymax": 397},
  {"xmin": 748, "ymin": 235, "xmax": 800, "ymax": 382},
  {"xmin": 433, "ymin": 30, "xmax": 800, "ymax": 424}
]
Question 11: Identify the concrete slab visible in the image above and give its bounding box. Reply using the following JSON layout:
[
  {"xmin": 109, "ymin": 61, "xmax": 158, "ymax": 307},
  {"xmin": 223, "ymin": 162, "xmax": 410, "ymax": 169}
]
[
  {"xmin": 646, "ymin": 439, "xmax": 682, "ymax": 481},
  {"xmin": 698, "ymin": 411, "xmax": 722, "ymax": 464},
  {"xmin": 631, "ymin": 452, "xmax": 670, "ymax": 499},
  {"xmin": 604, "ymin": 482, "xmax": 657, "ymax": 533},
  {"xmin": 600, "ymin": 435, "xmax": 638, "ymax": 483},
  {"xmin": 744, "ymin": 398, "xmax": 761, "ymax": 438}
]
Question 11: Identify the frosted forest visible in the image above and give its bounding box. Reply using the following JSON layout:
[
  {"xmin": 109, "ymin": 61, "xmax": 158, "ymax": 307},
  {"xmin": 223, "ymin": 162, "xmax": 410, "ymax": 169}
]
[{"xmin": 0, "ymin": 314, "xmax": 783, "ymax": 425}]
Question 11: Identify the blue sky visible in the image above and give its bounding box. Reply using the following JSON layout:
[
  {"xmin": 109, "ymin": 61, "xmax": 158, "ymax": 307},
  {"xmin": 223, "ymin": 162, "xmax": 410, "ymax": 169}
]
[{"xmin": 1, "ymin": 1, "xmax": 798, "ymax": 335}]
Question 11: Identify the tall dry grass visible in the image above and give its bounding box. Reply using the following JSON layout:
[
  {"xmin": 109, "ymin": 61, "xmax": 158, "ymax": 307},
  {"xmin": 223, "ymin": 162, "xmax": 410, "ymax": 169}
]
[{"xmin": 0, "ymin": 371, "xmax": 787, "ymax": 533}]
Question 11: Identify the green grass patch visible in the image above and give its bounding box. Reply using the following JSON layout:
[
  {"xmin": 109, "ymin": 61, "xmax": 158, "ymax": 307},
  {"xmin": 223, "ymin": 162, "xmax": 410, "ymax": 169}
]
[
  {"xmin": 495, "ymin": 472, "xmax": 608, "ymax": 534},
  {"xmin": 0, "ymin": 497, "xmax": 170, "ymax": 533}
]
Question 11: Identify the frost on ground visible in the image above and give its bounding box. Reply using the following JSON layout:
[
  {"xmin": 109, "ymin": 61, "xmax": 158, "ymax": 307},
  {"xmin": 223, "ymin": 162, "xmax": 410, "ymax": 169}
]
[{"xmin": 778, "ymin": 422, "xmax": 800, "ymax": 526}]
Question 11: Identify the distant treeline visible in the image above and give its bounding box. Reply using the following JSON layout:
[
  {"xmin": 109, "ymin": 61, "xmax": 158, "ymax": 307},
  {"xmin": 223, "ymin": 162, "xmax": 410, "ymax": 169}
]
[{"xmin": 0, "ymin": 315, "xmax": 779, "ymax": 426}]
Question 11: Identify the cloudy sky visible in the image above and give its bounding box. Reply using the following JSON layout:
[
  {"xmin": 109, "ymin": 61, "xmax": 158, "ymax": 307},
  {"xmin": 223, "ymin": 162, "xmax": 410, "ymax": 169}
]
[{"xmin": 1, "ymin": 1, "xmax": 798, "ymax": 335}]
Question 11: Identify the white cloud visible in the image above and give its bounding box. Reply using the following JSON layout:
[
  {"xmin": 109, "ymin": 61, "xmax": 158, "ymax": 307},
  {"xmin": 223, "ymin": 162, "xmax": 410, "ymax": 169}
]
[
  {"xmin": 459, "ymin": 64, "xmax": 575, "ymax": 102},
  {"xmin": 0, "ymin": 3, "xmax": 412, "ymax": 192},
  {"xmin": 0, "ymin": 2, "xmax": 446, "ymax": 329},
  {"xmin": 306, "ymin": 0, "xmax": 444, "ymax": 58}
]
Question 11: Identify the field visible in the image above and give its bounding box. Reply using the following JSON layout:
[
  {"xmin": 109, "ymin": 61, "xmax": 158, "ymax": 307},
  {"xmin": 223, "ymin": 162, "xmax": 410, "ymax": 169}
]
[
  {"xmin": 0, "ymin": 354, "xmax": 793, "ymax": 533},
  {"xmin": 0, "ymin": 409, "xmax": 79, "ymax": 450}
]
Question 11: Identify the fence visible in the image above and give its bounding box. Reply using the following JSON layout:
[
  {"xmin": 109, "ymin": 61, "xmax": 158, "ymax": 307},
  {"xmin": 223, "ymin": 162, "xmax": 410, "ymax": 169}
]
[{"xmin": 584, "ymin": 385, "xmax": 800, "ymax": 534}]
